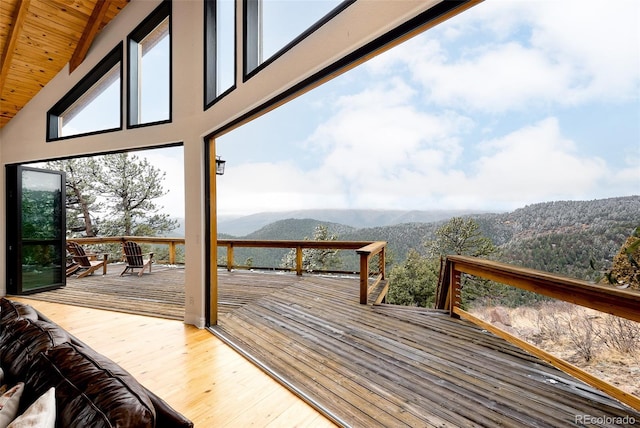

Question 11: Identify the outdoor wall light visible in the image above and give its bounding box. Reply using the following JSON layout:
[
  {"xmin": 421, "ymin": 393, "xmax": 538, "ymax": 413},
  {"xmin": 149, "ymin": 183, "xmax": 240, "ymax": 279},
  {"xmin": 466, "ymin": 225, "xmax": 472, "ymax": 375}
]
[{"xmin": 216, "ymin": 156, "xmax": 226, "ymax": 175}]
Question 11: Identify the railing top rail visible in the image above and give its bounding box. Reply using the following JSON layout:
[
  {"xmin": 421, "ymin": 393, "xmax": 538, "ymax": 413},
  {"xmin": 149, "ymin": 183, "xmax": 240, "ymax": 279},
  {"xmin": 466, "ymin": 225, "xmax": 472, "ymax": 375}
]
[
  {"xmin": 69, "ymin": 236, "xmax": 184, "ymax": 244},
  {"xmin": 356, "ymin": 241, "xmax": 387, "ymax": 255},
  {"xmin": 446, "ymin": 255, "xmax": 640, "ymax": 303},
  {"xmin": 444, "ymin": 255, "xmax": 640, "ymax": 324},
  {"xmin": 217, "ymin": 239, "xmax": 379, "ymax": 250}
]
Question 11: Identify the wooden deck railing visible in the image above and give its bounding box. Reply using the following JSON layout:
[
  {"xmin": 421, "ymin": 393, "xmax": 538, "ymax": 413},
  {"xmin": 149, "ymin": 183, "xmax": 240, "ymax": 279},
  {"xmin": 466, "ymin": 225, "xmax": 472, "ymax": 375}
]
[
  {"xmin": 437, "ymin": 255, "xmax": 640, "ymax": 323},
  {"xmin": 68, "ymin": 237, "xmax": 387, "ymax": 304},
  {"xmin": 356, "ymin": 241, "xmax": 386, "ymax": 304},
  {"xmin": 68, "ymin": 236, "xmax": 185, "ymax": 265},
  {"xmin": 437, "ymin": 254, "xmax": 640, "ymax": 411},
  {"xmin": 217, "ymin": 239, "xmax": 387, "ymax": 304}
]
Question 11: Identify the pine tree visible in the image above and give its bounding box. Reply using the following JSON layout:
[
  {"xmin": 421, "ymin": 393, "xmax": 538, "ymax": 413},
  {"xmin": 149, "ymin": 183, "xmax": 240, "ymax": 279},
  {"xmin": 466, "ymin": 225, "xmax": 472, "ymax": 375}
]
[
  {"xmin": 93, "ymin": 152, "xmax": 177, "ymax": 236},
  {"xmin": 280, "ymin": 224, "xmax": 342, "ymax": 272},
  {"xmin": 389, "ymin": 217, "xmax": 498, "ymax": 308},
  {"xmin": 387, "ymin": 249, "xmax": 438, "ymax": 307},
  {"xmin": 426, "ymin": 216, "xmax": 496, "ymax": 258},
  {"xmin": 45, "ymin": 158, "xmax": 102, "ymax": 237}
]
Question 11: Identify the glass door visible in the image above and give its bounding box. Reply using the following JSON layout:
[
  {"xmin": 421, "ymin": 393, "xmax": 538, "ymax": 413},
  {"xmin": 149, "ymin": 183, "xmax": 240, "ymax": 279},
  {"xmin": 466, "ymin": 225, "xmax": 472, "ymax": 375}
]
[{"xmin": 6, "ymin": 165, "xmax": 66, "ymax": 294}]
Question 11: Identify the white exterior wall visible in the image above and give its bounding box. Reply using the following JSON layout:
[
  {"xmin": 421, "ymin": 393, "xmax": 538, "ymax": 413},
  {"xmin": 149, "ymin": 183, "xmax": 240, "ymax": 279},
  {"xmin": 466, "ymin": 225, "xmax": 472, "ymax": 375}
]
[{"xmin": 0, "ymin": 0, "xmax": 459, "ymax": 327}]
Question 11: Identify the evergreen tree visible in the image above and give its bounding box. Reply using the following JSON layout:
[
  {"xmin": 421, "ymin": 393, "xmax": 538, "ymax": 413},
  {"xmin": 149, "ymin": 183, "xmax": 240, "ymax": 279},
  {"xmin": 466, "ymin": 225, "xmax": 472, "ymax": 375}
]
[
  {"xmin": 387, "ymin": 249, "xmax": 438, "ymax": 307},
  {"xmin": 389, "ymin": 217, "xmax": 498, "ymax": 308},
  {"xmin": 281, "ymin": 224, "xmax": 342, "ymax": 271},
  {"xmin": 94, "ymin": 152, "xmax": 177, "ymax": 236},
  {"xmin": 426, "ymin": 217, "xmax": 507, "ymax": 307},
  {"xmin": 45, "ymin": 158, "xmax": 102, "ymax": 237},
  {"xmin": 426, "ymin": 216, "xmax": 496, "ymax": 258}
]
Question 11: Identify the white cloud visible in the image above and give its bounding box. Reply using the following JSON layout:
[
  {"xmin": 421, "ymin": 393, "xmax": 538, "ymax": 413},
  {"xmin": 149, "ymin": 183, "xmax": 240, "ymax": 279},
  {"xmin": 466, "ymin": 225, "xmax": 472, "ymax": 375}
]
[
  {"xmin": 367, "ymin": 0, "xmax": 640, "ymax": 112},
  {"xmin": 411, "ymin": 41, "xmax": 573, "ymax": 112},
  {"xmin": 217, "ymin": 1, "xmax": 639, "ymax": 215},
  {"xmin": 140, "ymin": 147, "xmax": 185, "ymax": 218},
  {"xmin": 217, "ymin": 161, "xmax": 347, "ymax": 215},
  {"xmin": 307, "ymin": 79, "xmax": 469, "ymax": 175},
  {"xmin": 526, "ymin": 1, "xmax": 640, "ymax": 101},
  {"xmin": 468, "ymin": 118, "xmax": 609, "ymax": 205}
]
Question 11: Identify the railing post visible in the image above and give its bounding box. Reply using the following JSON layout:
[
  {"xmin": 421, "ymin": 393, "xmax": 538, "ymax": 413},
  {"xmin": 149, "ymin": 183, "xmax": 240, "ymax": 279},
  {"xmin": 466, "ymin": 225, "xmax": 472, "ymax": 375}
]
[
  {"xmin": 168, "ymin": 242, "xmax": 176, "ymax": 264},
  {"xmin": 359, "ymin": 252, "xmax": 369, "ymax": 304},
  {"xmin": 296, "ymin": 246, "xmax": 303, "ymax": 276},
  {"xmin": 449, "ymin": 266, "xmax": 462, "ymax": 319},
  {"xmin": 227, "ymin": 244, "xmax": 234, "ymax": 271},
  {"xmin": 379, "ymin": 246, "xmax": 385, "ymax": 280}
]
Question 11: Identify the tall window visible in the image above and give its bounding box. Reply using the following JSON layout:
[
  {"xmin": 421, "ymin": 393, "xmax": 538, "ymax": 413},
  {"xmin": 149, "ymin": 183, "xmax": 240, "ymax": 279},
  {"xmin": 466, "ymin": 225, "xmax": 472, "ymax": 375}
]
[
  {"xmin": 244, "ymin": 0, "xmax": 350, "ymax": 77},
  {"xmin": 205, "ymin": 0, "xmax": 236, "ymax": 107},
  {"xmin": 47, "ymin": 44, "xmax": 123, "ymax": 141},
  {"xmin": 128, "ymin": 1, "xmax": 171, "ymax": 127}
]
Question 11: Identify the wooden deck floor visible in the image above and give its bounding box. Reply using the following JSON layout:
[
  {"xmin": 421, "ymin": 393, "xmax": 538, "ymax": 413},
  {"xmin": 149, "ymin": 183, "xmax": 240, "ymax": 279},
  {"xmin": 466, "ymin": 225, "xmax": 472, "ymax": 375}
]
[
  {"xmin": 11, "ymin": 268, "xmax": 640, "ymax": 427},
  {"xmin": 20, "ymin": 264, "xmax": 187, "ymax": 319},
  {"xmin": 214, "ymin": 272, "xmax": 640, "ymax": 427}
]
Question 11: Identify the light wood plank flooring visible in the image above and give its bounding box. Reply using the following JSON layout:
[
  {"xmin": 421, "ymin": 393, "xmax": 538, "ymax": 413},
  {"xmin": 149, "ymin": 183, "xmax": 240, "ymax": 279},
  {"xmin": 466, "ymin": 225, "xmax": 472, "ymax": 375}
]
[{"xmin": 9, "ymin": 298, "xmax": 335, "ymax": 428}]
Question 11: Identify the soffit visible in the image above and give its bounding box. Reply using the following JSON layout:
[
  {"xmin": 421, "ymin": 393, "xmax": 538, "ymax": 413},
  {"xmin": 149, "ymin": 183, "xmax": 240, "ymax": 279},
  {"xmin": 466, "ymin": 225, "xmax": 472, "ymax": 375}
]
[{"xmin": 0, "ymin": 0, "xmax": 129, "ymax": 129}]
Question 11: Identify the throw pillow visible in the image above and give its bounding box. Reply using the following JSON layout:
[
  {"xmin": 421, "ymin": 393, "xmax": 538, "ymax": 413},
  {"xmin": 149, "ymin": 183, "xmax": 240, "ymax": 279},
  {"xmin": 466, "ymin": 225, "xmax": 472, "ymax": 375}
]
[
  {"xmin": 0, "ymin": 382, "xmax": 24, "ymax": 428},
  {"xmin": 7, "ymin": 387, "xmax": 55, "ymax": 428}
]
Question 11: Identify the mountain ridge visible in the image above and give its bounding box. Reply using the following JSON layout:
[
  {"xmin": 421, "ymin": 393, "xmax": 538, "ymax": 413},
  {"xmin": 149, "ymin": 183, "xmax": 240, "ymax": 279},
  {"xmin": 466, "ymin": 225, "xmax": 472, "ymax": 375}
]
[
  {"xmin": 217, "ymin": 196, "xmax": 639, "ymax": 283},
  {"xmin": 218, "ymin": 208, "xmax": 491, "ymax": 236}
]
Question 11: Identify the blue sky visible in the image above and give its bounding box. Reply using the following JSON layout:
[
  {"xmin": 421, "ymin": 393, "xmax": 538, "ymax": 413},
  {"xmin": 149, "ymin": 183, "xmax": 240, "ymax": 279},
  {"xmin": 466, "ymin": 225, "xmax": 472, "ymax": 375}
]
[
  {"xmin": 151, "ymin": 0, "xmax": 640, "ymax": 218},
  {"xmin": 210, "ymin": 0, "xmax": 640, "ymax": 214}
]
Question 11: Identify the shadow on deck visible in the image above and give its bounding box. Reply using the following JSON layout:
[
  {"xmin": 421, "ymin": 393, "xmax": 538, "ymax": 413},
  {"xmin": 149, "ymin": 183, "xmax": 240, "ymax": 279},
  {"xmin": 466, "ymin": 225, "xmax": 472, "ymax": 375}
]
[{"xmin": 19, "ymin": 267, "xmax": 640, "ymax": 426}]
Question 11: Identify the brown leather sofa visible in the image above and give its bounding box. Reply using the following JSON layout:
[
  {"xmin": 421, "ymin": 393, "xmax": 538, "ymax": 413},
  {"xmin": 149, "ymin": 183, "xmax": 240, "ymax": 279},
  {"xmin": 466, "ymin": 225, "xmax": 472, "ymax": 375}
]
[{"xmin": 0, "ymin": 298, "xmax": 193, "ymax": 427}]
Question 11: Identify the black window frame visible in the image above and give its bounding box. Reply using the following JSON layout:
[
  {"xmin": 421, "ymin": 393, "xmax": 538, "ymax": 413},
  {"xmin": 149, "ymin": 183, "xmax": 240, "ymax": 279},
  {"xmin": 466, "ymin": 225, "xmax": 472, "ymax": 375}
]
[
  {"xmin": 243, "ymin": 0, "xmax": 355, "ymax": 80},
  {"xmin": 46, "ymin": 43, "xmax": 123, "ymax": 142},
  {"xmin": 204, "ymin": 0, "xmax": 237, "ymax": 109},
  {"xmin": 127, "ymin": 0, "xmax": 172, "ymax": 129}
]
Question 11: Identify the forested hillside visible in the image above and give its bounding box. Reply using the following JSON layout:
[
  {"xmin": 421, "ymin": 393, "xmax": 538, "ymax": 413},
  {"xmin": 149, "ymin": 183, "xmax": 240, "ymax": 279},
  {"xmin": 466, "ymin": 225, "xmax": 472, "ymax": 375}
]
[
  {"xmin": 218, "ymin": 196, "xmax": 639, "ymax": 281},
  {"xmin": 486, "ymin": 197, "xmax": 639, "ymax": 281},
  {"xmin": 243, "ymin": 218, "xmax": 356, "ymax": 240},
  {"xmin": 218, "ymin": 208, "xmax": 481, "ymax": 236},
  {"xmin": 219, "ymin": 219, "xmax": 355, "ymax": 269}
]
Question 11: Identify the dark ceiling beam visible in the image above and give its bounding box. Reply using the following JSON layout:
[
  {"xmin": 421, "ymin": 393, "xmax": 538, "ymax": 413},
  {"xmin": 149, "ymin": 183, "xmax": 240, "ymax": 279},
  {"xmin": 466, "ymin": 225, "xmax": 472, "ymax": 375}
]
[
  {"xmin": 0, "ymin": 0, "xmax": 31, "ymax": 95},
  {"xmin": 69, "ymin": 0, "xmax": 111, "ymax": 74}
]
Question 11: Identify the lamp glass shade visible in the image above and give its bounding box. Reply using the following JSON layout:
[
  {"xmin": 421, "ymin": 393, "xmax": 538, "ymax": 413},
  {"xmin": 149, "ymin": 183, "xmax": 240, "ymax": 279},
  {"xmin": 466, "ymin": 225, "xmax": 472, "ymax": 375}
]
[{"xmin": 216, "ymin": 158, "xmax": 226, "ymax": 175}]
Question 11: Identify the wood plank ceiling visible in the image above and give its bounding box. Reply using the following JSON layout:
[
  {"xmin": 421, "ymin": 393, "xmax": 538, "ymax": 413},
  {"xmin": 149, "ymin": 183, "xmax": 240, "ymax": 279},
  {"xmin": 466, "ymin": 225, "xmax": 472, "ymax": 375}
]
[{"xmin": 0, "ymin": 0, "xmax": 129, "ymax": 129}]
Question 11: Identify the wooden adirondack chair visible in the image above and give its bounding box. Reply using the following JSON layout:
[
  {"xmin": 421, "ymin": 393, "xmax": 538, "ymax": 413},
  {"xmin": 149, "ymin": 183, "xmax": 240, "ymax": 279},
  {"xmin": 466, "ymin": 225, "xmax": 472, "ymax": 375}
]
[
  {"xmin": 121, "ymin": 241, "xmax": 154, "ymax": 276},
  {"xmin": 66, "ymin": 241, "xmax": 108, "ymax": 278}
]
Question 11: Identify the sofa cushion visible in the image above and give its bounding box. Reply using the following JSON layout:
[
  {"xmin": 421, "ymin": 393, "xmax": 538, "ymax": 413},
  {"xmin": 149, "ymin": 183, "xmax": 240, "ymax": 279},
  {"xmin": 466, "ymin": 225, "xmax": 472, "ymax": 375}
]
[
  {"xmin": 0, "ymin": 320, "xmax": 69, "ymax": 383},
  {"xmin": 24, "ymin": 343, "xmax": 155, "ymax": 428},
  {"xmin": 0, "ymin": 300, "xmax": 38, "ymax": 327}
]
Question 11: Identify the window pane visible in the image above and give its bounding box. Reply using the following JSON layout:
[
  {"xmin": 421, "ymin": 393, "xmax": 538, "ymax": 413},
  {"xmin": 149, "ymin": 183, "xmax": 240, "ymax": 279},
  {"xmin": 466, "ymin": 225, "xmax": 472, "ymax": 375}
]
[
  {"xmin": 261, "ymin": 0, "xmax": 342, "ymax": 62},
  {"xmin": 60, "ymin": 64, "xmax": 121, "ymax": 137},
  {"xmin": 21, "ymin": 244, "xmax": 63, "ymax": 292},
  {"xmin": 21, "ymin": 169, "xmax": 63, "ymax": 240},
  {"xmin": 217, "ymin": 0, "xmax": 235, "ymax": 96},
  {"xmin": 139, "ymin": 18, "xmax": 170, "ymax": 123}
]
